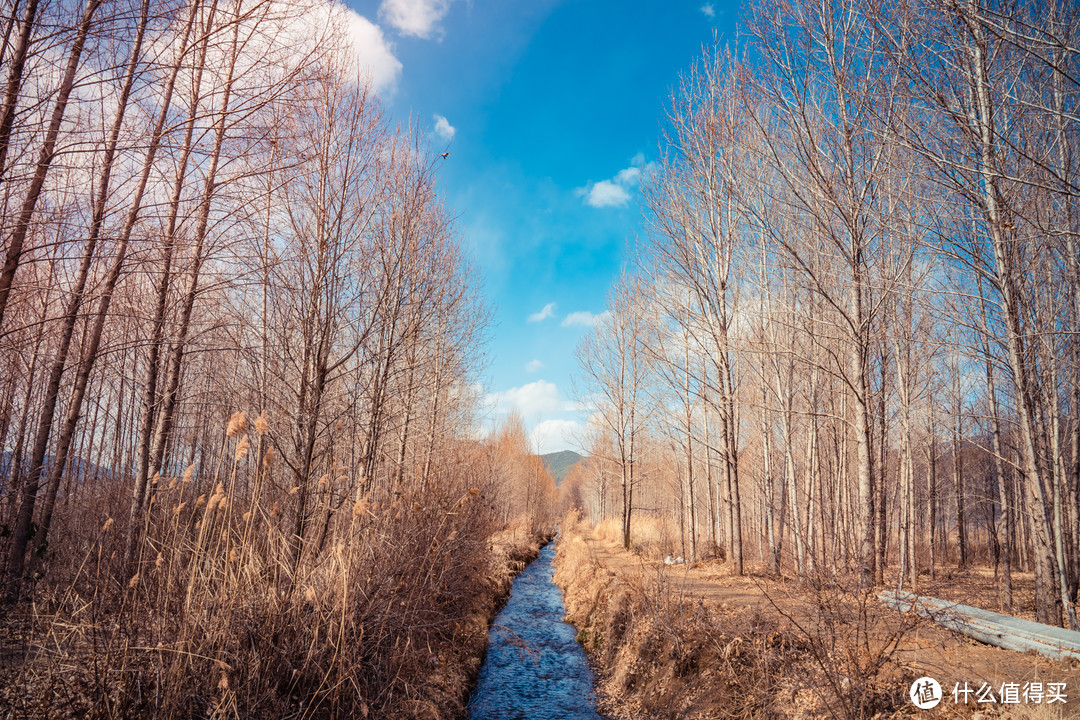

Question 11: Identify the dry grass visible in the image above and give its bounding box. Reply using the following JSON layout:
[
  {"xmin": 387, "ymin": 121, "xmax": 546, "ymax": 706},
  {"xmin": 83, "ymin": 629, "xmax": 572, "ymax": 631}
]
[
  {"xmin": 0, "ymin": 424, "xmax": 537, "ymax": 719},
  {"xmin": 593, "ymin": 515, "xmax": 681, "ymax": 560},
  {"xmin": 555, "ymin": 514, "xmax": 914, "ymax": 720},
  {"xmin": 556, "ymin": 514, "xmax": 807, "ymax": 719},
  {"xmin": 753, "ymin": 573, "xmax": 916, "ymax": 719}
]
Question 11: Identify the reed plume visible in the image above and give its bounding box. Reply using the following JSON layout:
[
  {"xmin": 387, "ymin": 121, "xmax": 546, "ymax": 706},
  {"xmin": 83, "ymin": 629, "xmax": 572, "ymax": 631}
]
[
  {"xmin": 226, "ymin": 411, "xmax": 247, "ymax": 438},
  {"xmin": 235, "ymin": 434, "xmax": 250, "ymax": 461}
]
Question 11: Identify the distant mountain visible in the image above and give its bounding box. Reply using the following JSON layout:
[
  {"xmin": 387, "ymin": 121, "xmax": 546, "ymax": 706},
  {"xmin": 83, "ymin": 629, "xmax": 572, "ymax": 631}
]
[
  {"xmin": 0, "ymin": 452, "xmax": 117, "ymax": 485},
  {"xmin": 539, "ymin": 450, "xmax": 584, "ymax": 487}
]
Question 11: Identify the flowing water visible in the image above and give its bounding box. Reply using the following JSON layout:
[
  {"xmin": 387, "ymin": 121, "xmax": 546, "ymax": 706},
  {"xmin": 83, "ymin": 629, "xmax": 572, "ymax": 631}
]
[{"xmin": 468, "ymin": 541, "xmax": 605, "ymax": 720}]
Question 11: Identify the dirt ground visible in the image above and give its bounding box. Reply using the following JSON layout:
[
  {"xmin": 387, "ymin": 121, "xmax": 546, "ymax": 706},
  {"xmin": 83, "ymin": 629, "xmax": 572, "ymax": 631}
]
[{"xmin": 562, "ymin": 527, "xmax": 1080, "ymax": 719}]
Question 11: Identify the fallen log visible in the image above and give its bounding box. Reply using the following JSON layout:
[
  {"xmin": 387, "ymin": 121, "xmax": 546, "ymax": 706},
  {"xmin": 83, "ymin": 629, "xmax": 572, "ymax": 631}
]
[{"xmin": 878, "ymin": 590, "xmax": 1080, "ymax": 662}]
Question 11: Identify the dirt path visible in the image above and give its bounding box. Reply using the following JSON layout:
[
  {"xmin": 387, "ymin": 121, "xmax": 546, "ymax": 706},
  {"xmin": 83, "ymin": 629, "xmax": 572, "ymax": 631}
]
[{"xmin": 574, "ymin": 529, "xmax": 1080, "ymax": 717}]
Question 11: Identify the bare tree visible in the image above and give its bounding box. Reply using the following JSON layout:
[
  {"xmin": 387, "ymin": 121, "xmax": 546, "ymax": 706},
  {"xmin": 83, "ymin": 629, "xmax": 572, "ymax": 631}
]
[{"xmin": 576, "ymin": 276, "xmax": 656, "ymax": 549}]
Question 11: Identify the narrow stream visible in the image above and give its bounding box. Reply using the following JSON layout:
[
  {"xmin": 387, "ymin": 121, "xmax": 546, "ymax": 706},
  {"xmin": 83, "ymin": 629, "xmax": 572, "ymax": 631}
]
[{"xmin": 468, "ymin": 541, "xmax": 605, "ymax": 720}]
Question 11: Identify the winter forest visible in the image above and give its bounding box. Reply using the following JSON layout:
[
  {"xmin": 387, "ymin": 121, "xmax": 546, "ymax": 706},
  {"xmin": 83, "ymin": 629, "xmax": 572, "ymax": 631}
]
[
  {"xmin": 0, "ymin": 0, "xmax": 1078, "ymax": 717},
  {"xmin": 568, "ymin": 0, "xmax": 1080, "ymax": 627}
]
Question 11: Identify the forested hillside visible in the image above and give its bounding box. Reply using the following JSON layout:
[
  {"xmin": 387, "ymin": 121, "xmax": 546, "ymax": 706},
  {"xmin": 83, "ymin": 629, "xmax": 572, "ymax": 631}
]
[{"xmin": 540, "ymin": 450, "xmax": 583, "ymax": 486}]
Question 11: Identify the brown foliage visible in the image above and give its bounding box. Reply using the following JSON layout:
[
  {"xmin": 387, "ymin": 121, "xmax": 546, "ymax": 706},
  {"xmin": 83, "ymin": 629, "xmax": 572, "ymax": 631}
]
[{"xmin": 0, "ymin": 438, "xmax": 506, "ymax": 719}]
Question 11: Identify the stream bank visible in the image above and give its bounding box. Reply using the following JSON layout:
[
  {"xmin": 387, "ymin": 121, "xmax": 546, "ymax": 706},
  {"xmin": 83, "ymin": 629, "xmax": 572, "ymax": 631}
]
[{"xmin": 552, "ymin": 521, "xmax": 836, "ymax": 719}]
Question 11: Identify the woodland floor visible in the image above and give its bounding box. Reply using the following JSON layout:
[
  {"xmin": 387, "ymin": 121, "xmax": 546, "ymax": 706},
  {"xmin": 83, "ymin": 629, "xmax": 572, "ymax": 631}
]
[{"xmin": 560, "ymin": 528, "xmax": 1080, "ymax": 719}]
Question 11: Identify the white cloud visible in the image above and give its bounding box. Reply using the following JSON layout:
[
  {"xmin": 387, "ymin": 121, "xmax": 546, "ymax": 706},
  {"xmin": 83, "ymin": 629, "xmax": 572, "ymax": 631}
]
[
  {"xmin": 433, "ymin": 113, "xmax": 455, "ymax": 141},
  {"xmin": 582, "ymin": 180, "xmax": 631, "ymax": 208},
  {"xmin": 701, "ymin": 4, "xmax": 715, "ymax": 17},
  {"xmin": 483, "ymin": 380, "xmax": 588, "ymax": 454},
  {"xmin": 525, "ymin": 359, "xmax": 546, "ymax": 373},
  {"xmin": 531, "ymin": 419, "xmax": 584, "ymax": 454},
  {"xmin": 528, "ymin": 302, "xmax": 557, "ymax": 322},
  {"xmin": 485, "ymin": 380, "xmax": 575, "ymax": 419},
  {"xmin": 339, "ymin": 11, "xmax": 402, "ymax": 92},
  {"xmin": 283, "ymin": 2, "xmax": 402, "ymax": 94},
  {"xmin": 379, "ymin": 0, "xmax": 454, "ymax": 39},
  {"xmin": 561, "ymin": 310, "xmax": 611, "ymax": 328},
  {"xmin": 615, "ymin": 166, "xmax": 640, "ymax": 185},
  {"xmin": 578, "ymin": 154, "xmax": 652, "ymax": 209}
]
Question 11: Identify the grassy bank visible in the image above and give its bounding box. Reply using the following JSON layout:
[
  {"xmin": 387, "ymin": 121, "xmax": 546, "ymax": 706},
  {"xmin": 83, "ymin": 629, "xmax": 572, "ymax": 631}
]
[
  {"xmin": 553, "ymin": 515, "xmax": 915, "ymax": 719},
  {"xmin": 0, "ymin": 471, "xmax": 548, "ymax": 720}
]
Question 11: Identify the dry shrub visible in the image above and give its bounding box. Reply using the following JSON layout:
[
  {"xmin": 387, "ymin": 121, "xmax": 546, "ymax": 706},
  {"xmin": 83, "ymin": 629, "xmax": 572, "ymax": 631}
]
[
  {"xmin": 2, "ymin": 446, "xmax": 505, "ymax": 719},
  {"xmin": 556, "ymin": 516, "xmax": 916, "ymax": 719},
  {"xmin": 497, "ymin": 513, "xmax": 555, "ymax": 551},
  {"xmin": 756, "ymin": 573, "xmax": 915, "ymax": 720},
  {"xmin": 555, "ymin": 517, "xmax": 816, "ymax": 719}
]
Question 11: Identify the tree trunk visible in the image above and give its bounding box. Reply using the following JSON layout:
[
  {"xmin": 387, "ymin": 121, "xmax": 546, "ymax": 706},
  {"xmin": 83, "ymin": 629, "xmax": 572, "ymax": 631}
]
[
  {"xmin": 0, "ymin": 0, "xmax": 40, "ymax": 184},
  {"xmin": 28, "ymin": 0, "xmax": 153, "ymax": 564},
  {"xmin": 762, "ymin": 388, "xmax": 778, "ymax": 573},
  {"xmin": 852, "ymin": 285, "xmax": 876, "ymax": 589},
  {"xmin": 876, "ymin": 352, "xmax": 888, "ymax": 584},
  {"xmin": 964, "ymin": 0, "xmax": 1060, "ymax": 625},
  {"xmin": 954, "ymin": 366, "xmax": 967, "ymax": 569},
  {"xmin": 0, "ymin": 0, "xmax": 102, "ymax": 331}
]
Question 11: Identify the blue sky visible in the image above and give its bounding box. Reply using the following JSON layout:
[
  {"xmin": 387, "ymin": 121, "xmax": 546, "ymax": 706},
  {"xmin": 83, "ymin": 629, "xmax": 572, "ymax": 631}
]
[{"xmin": 342, "ymin": 0, "xmax": 736, "ymax": 452}]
